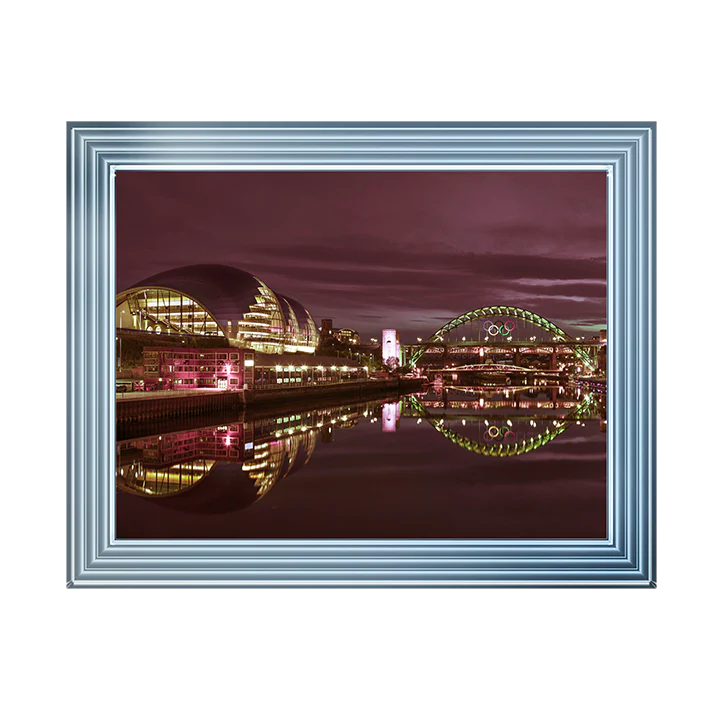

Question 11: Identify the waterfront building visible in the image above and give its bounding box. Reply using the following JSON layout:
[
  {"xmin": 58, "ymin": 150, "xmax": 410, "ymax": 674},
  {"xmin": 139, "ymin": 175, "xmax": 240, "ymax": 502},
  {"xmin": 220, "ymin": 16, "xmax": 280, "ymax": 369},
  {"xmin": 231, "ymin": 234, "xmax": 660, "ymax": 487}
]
[
  {"xmin": 142, "ymin": 346, "xmax": 368, "ymax": 392},
  {"xmin": 116, "ymin": 264, "xmax": 319, "ymax": 354},
  {"xmin": 142, "ymin": 346, "xmax": 253, "ymax": 391},
  {"xmin": 251, "ymin": 353, "xmax": 368, "ymax": 389}
]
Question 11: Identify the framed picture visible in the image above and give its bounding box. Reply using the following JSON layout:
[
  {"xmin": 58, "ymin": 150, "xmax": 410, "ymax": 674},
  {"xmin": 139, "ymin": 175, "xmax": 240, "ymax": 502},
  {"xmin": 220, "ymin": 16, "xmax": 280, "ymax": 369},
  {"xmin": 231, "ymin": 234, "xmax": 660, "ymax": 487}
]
[{"xmin": 67, "ymin": 121, "xmax": 655, "ymax": 587}]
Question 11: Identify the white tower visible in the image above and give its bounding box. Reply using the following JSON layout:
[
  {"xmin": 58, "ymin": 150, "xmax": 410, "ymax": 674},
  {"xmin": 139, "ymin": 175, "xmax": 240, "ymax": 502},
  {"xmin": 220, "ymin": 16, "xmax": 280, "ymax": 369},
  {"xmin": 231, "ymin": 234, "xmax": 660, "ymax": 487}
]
[{"xmin": 382, "ymin": 329, "xmax": 401, "ymax": 368}]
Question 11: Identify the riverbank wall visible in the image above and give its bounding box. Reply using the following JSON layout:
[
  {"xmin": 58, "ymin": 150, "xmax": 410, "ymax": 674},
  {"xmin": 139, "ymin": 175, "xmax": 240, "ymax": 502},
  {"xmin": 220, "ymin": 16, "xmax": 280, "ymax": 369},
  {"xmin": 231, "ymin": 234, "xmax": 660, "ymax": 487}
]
[{"xmin": 116, "ymin": 378, "xmax": 424, "ymax": 430}]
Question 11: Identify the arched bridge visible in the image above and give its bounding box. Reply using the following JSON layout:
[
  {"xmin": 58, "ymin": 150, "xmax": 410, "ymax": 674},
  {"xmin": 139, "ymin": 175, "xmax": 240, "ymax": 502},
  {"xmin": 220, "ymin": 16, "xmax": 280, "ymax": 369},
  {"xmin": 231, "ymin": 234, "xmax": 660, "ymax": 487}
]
[{"xmin": 408, "ymin": 305, "xmax": 596, "ymax": 370}]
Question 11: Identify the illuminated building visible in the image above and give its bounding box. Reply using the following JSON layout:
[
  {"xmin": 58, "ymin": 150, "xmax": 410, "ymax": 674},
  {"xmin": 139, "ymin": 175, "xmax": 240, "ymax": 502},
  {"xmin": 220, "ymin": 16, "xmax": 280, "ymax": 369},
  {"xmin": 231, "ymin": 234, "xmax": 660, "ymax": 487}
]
[
  {"xmin": 116, "ymin": 264, "xmax": 319, "ymax": 354},
  {"xmin": 332, "ymin": 327, "xmax": 361, "ymax": 345},
  {"xmin": 382, "ymin": 328, "xmax": 401, "ymax": 367},
  {"xmin": 142, "ymin": 346, "xmax": 254, "ymax": 391}
]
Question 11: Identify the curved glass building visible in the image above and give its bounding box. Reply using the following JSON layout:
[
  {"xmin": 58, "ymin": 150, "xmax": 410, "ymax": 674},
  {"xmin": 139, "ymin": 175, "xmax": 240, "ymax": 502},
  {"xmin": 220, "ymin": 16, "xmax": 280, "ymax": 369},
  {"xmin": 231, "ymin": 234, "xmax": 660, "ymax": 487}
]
[{"xmin": 116, "ymin": 264, "xmax": 319, "ymax": 354}]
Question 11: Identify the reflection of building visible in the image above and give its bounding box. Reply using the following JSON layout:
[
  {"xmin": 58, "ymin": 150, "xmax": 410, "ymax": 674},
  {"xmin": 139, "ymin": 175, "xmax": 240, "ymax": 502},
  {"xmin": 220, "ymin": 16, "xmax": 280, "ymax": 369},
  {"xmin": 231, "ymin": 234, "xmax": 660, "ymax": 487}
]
[
  {"xmin": 117, "ymin": 423, "xmax": 317, "ymax": 509},
  {"xmin": 116, "ymin": 399, "xmax": 379, "ymax": 510},
  {"xmin": 382, "ymin": 402, "xmax": 401, "ymax": 432},
  {"xmin": 382, "ymin": 329, "xmax": 401, "ymax": 367},
  {"xmin": 116, "ymin": 264, "xmax": 319, "ymax": 354}
]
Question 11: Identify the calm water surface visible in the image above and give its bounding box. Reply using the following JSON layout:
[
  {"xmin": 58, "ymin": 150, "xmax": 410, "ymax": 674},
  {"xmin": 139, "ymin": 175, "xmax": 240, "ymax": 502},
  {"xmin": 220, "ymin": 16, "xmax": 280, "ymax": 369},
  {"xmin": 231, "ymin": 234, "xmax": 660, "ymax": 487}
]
[{"xmin": 116, "ymin": 385, "xmax": 606, "ymax": 539}]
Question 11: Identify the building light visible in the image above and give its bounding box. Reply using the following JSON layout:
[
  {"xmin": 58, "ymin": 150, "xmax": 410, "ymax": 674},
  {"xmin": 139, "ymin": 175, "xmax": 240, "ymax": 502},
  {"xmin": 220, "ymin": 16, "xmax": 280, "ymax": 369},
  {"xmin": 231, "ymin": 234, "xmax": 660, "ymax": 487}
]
[{"xmin": 244, "ymin": 359, "xmax": 255, "ymax": 367}]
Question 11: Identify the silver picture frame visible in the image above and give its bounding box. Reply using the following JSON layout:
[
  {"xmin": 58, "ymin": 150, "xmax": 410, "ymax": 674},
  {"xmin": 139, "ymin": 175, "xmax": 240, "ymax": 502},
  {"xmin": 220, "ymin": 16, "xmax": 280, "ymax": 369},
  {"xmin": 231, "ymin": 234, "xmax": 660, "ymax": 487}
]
[{"xmin": 67, "ymin": 121, "xmax": 655, "ymax": 587}]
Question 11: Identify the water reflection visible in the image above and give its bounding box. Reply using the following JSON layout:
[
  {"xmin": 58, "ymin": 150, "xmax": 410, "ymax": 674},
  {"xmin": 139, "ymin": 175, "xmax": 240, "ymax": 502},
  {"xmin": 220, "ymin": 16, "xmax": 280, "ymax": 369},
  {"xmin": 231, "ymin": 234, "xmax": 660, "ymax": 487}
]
[
  {"xmin": 118, "ymin": 385, "xmax": 603, "ymax": 500},
  {"xmin": 404, "ymin": 384, "xmax": 605, "ymax": 457}
]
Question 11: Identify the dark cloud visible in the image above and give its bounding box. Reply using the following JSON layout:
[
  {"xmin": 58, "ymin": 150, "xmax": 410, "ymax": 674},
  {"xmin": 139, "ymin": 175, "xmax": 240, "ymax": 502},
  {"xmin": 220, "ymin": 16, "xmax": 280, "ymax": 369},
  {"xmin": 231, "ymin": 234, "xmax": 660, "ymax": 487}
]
[{"xmin": 117, "ymin": 171, "xmax": 606, "ymax": 340}]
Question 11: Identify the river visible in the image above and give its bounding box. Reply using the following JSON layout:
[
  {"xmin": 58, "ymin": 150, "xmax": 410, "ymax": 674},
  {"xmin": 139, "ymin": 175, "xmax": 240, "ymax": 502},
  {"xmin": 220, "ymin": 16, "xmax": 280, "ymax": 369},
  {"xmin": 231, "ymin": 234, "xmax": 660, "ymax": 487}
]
[{"xmin": 116, "ymin": 384, "xmax": 606, "ymax": 539}]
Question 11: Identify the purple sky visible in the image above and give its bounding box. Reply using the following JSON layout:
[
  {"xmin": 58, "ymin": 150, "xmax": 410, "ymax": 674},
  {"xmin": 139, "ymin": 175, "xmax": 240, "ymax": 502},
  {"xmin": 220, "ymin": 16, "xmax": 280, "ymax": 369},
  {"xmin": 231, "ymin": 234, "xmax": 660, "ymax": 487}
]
[{"xmin": 117, "ymin": 171, "xmax": 606, "ymax": 342}]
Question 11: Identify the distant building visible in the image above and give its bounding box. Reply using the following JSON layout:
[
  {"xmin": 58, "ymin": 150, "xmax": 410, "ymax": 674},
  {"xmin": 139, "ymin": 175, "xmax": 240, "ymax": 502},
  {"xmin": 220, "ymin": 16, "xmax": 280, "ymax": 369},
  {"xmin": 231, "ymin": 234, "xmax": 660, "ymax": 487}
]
[
  {"xmin": 382, "ymin": 329, "xmax": 401, "ymax": 368},
  {"xmin": 600, "ymin": 328, "xmax": 607, "ymax": 343},
  {"xmin": 321, "ymin": 319, "xmax": 334, "ymax": 337},
  {"xmin": 333, "ymin": 327, "xmax": 361, "ymax": 345}
]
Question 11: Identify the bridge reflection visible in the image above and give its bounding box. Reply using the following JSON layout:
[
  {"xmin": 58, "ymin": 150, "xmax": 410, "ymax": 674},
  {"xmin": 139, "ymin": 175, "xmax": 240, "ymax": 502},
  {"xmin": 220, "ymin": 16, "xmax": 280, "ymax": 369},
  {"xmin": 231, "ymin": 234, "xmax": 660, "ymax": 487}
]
[
  {"xmin": 116, "ymin": 385, "xmax": 605, "ymax": 512},
  {"xmin": 401, "ymin": 385, "xmax": 605, "ymax": 457}
]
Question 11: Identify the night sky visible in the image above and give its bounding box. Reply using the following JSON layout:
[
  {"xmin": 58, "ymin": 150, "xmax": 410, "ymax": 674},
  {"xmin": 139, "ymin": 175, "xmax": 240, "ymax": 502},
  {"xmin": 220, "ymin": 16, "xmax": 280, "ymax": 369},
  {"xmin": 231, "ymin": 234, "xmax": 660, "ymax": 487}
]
[{"xmin": 116, "ymin": 171, "xmax": 606, "ymax": 342}]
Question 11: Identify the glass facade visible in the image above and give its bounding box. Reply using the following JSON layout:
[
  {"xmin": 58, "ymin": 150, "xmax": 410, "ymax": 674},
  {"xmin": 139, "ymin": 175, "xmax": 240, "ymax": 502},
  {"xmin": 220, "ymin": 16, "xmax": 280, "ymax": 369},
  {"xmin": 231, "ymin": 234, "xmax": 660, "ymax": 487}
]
[
  {"xmin": 117, "ymin": 267, "xmax": 320, "ymax": 354},
  {"xmin": 116, "ymin": 287, "xmax": 223, "ymax": 337}
]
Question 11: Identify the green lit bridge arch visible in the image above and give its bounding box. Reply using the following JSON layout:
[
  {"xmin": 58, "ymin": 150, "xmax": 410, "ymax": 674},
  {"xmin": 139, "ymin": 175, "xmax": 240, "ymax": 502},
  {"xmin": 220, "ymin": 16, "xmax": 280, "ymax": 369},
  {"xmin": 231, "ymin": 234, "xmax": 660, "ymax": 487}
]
[
  {"xmin": 406, "ymin": 393, "xmax": 595, "ymax": 458},
  {"xmin": 408, "ymin": 305, "xmax": 594, "ymax": 369}
]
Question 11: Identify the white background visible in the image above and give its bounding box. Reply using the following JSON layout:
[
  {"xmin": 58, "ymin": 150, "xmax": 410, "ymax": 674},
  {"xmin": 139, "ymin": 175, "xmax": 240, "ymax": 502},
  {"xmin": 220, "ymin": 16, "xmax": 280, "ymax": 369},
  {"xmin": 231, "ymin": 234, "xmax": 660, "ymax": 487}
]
[{"xmin": 2, "ymin": 2, "xmax": 719, "ymax": 721}]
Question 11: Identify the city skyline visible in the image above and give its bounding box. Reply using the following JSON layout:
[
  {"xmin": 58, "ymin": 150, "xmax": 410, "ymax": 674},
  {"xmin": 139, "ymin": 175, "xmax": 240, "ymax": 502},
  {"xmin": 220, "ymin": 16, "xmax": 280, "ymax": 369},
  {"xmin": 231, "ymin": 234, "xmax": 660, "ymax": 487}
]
[{"xmin": 116, "ymin": 171, "xmax": 606, "ymax": 341}]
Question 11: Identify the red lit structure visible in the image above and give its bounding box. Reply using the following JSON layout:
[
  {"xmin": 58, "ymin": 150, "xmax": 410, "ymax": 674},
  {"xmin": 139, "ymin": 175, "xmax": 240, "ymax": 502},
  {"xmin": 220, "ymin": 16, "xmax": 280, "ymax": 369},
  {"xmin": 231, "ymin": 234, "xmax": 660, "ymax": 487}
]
[{"xmin": 143, "ymin": 346, "xmax": 255, "ymax": 391}]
